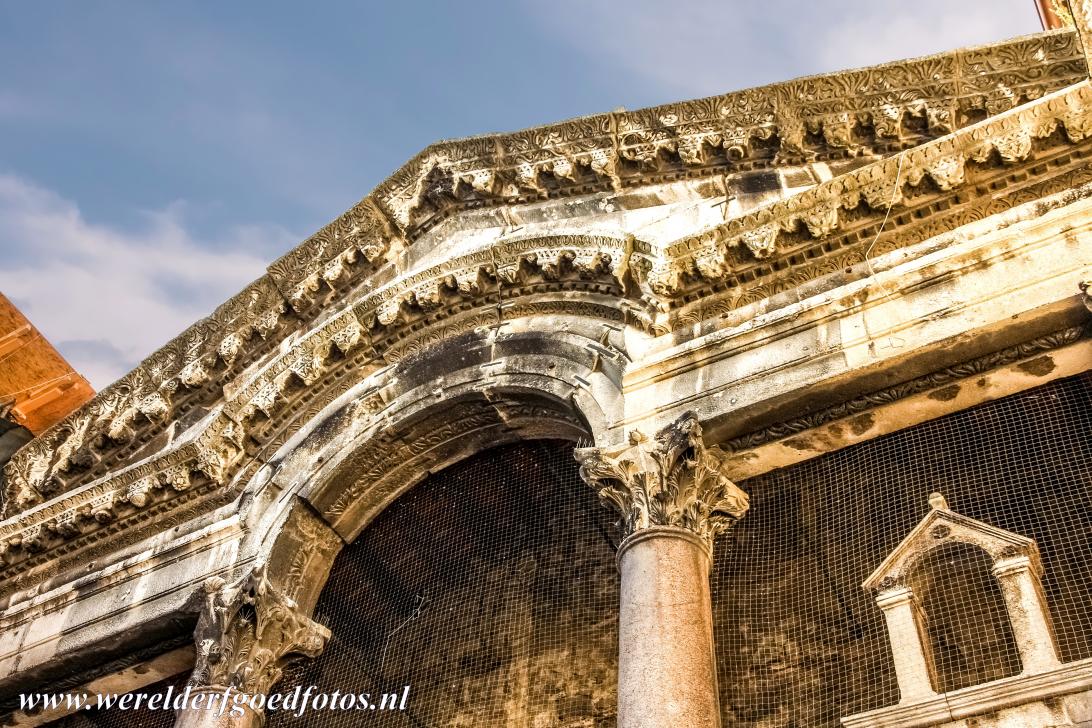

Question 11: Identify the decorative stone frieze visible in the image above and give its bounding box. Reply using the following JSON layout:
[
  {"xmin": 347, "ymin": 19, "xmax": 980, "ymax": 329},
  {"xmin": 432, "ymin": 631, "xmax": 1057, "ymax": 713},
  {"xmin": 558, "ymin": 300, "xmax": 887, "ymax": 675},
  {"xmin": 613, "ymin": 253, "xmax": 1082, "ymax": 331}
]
[
  {"xmin": 265, "ymin": 198, "xmax": 400, "ymax": 311},
  {"xmin": 3, "ymin": 33, "xmax": 1091, "ymax": 596},
  {"xmin": 575, "ymin": 411, "xmax": 749, "ymax": 546},
  {"xmin": 1069, "ymin": 0, "xmax": 1092, "ymax": 75},
  {"xmin": 370, "ymin": 30, "xmax": 1083, "ymax": 232},
  {"xmin": 651, "ymin": 82, "xmax": 1092, "ymax": 296},
  {"xmin": 189, "ymin": 565, "xmax": 329, "ymax": 698},
  {"xmin": 721, "ymin": 325, "xmax": 1089, "ymax": 454}
]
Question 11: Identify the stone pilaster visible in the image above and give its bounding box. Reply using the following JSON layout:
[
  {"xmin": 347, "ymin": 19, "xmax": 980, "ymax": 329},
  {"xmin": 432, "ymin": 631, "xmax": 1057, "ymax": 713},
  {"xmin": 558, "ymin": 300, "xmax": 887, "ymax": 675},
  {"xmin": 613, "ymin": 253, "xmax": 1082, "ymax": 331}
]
[
  {"xmin": 576, "ymin": 411, "xmax": 748, "ymax": 728},
  {"xmin": 175, "ymin": 566, "xmax": 330, "ymax": 728},
  {"xmin": 874, "ymin": 585, "xmax": 938, "ymax": 704},
  {"xmin": 992, "ymin": 553, "xmax": 1061, "ymax": 674}
]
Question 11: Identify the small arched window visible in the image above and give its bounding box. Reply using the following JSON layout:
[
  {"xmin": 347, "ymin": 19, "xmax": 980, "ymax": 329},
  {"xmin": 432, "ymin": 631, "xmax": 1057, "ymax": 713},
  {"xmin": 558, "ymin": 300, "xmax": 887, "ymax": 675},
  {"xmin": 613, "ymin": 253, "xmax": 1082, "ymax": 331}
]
[
  {"xmin": 862, "ymin": 494, "xmax": 1060, "ymax": 705},
  {"xmin": 906, "ymin": 542, "xmax": 1020, "ymax": 692}
]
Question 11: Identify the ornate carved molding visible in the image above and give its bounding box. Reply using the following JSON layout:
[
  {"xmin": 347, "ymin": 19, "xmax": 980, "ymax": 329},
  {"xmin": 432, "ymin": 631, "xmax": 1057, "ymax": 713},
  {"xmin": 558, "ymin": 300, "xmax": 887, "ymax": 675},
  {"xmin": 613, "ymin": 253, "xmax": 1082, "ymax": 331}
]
[
  {"xmin": 641, "ymin": 81, "xmax": 1092, "ymax": 297},
  {"xmin": 1081, "ymin": 279, "xmax": 1092, "ymax": 311},
  {"xmin": 575, "ymin": 412, "xmax": 749, "ymax": 546},
  {"xmin": 721, "ymin": 325, "xmax": 1090, "ymax": 454},
  {"xmin": 189, "ymin": 566, "xmax": 329, "ymax": 697},
  {"xmin": 266, "ymin": 198, "xmax": 401, "ymax": 311},
  {"xmin": 2, "ymin": 35, "xmax": 1090, "ymax": 591},
  {"xmin": 370, "ymin": 30, "xmax": 1083, "ymax": 234}
]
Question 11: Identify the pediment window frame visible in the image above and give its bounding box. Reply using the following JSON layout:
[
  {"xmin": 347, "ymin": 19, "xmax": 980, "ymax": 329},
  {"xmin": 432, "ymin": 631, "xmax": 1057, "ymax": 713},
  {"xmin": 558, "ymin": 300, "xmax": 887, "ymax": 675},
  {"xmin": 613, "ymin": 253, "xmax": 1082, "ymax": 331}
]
[{"xmin": 846, "ymin": 493, "xmax": 1068, "ymax": 725}]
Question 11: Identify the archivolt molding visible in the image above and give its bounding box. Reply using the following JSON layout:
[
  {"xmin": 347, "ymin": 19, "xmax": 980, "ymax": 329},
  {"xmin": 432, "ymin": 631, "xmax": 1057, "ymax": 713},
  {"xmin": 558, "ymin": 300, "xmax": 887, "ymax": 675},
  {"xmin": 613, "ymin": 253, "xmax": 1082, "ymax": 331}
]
[
  {"xmin": 1, "ymin": 235, "xmax": 636, "ymax": 517},
  {"xmin": 3, "ymin": 36, "xmax": 1092, "ymax": 590},
  {"xmin": 310, "ymin": 392, "xmax": 593, "ymax": 540},
  {"xmin": 0, "ymin": 307, "xmax": 623, "ymax": 588}
]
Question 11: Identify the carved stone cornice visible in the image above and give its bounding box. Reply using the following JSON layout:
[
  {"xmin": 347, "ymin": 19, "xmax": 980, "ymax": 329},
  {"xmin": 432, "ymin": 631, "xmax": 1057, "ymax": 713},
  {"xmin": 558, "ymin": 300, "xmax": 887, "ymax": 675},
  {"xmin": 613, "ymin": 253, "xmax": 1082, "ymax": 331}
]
[
  {"xmin": 371, "ymin": 30, "xmax": 1083, "ymax": 233},
  {"xmin": 1, "ymin": 279, "xmax": 287, "ymax": 516},
  {"xmin": 2, "ymin": 35, "xmax": 1091, "ymax": 589},
  {"xmin": 266, "ymin": 198, "xmax": 401, "ymax": 311},
  {"xmin": 640, "ymin": 81, "xmax": 1092, "ymax": 297},
  {"xmin": 4, "ymin": 35, "xmax": 1086, "ymax": 520},
  {"xmin": 575, "ymin": 412, "xmax": 749, "ymax": 546},
  {"xmin": 721, "ymin": 324, "xmax": 1090, "ymax": 454},
  {"xmin": 1069, "ymin": 0, "xmax": 1092, "ymax": 75},
  {"xmin": 190, "ymin": 566, "xmax": 329, "ymax": 697}
]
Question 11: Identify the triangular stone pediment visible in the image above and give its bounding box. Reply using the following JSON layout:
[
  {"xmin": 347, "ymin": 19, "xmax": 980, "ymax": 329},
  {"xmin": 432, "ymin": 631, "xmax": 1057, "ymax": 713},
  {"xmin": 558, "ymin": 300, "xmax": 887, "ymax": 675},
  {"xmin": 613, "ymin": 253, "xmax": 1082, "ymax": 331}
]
[{"xmin": 863, "ymin": 494, "xmax": 1040, "ymax": 591}]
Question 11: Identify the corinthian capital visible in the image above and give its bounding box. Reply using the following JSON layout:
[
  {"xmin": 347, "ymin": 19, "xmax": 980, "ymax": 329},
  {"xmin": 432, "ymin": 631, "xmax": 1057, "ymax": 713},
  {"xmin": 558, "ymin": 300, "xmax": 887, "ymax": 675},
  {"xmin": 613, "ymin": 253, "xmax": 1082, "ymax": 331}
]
[
  {"xmin": 575, "ymin": 411, "xmax": 749, "ymax": 546},
  {"xmin": 190, "ymin": 565, "xmax": 330, "ymax": 697}
]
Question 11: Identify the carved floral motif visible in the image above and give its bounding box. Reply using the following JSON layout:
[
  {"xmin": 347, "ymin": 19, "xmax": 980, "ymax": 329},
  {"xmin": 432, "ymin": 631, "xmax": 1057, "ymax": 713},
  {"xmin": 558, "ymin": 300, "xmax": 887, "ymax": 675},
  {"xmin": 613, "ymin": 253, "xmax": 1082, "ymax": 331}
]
[
  {"xmin": 0, "ymin": 31, "xmax": 1089, "ymax": 588},
  {"xmin": 190, "ymin": 566, "xmax": 329, "ymax": 696},
  {"xmin": 575, "ymin": 412, "xmax": 749, "ymax": 545}
]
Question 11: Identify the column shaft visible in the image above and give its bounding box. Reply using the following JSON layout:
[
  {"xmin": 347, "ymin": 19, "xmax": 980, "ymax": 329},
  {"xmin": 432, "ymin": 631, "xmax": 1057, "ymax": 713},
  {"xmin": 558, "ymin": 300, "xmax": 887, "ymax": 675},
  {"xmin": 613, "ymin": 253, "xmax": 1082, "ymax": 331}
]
[
  {"xmin": 617, "ymin": 527, "xmax": 720, "ymax": 728},
  {"xmin": 876, "ymin": 588, "xmax": 937, "ymax": 703},
  {"xmin": 993, "ymin": 556, "xmax": 1061, "ymax": 674}
]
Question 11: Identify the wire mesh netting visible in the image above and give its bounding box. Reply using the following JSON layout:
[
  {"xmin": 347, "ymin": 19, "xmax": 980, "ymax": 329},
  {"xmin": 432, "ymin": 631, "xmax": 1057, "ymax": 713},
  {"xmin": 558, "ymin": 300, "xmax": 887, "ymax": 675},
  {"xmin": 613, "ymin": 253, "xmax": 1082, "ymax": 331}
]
[
  {"xmin": 908, "ymin": 542, "xmax": 1021, "ymax": 692},
  {"xmin": 267, "ymin": 439, "xmax": 620, "ymax": 727},
  {"xmin": 44, "ymin": 372, "xmax": 1092, "ymax": 727},
  {"xmin": 713, "ymin": 371, "xmax": 1092, "ymax": 726}
]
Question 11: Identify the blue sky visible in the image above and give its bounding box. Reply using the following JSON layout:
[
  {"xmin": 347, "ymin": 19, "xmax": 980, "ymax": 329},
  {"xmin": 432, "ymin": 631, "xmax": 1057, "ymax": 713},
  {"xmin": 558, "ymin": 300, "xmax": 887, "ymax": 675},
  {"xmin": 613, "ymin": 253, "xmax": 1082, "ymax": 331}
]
[{"xmin": 0, "ymin": 1, "xmax": 1040, "ymax": 388}]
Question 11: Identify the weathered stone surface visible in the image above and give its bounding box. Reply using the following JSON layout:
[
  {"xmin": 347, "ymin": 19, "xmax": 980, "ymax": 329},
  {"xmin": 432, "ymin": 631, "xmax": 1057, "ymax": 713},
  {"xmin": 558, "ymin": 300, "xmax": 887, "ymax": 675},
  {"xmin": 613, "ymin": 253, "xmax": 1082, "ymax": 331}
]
[
  {"xmin": 617, "ymin": 527, "xmax": 721, "ymax": 728},
  {"xmin": 0, "ymin": 23, "xmax": 1090, "ymax": 728}
]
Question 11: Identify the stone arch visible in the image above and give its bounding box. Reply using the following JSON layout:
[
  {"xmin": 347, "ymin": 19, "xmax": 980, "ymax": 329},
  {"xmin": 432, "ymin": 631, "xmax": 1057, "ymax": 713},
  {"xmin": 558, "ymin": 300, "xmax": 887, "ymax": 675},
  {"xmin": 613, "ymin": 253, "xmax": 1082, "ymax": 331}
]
[
  {"xmin": 172, "ymin": 308, "xmax": 629, "ymax": 724},
  {"xmin": 227, "ymin": 311, "xmax": 628, "ymax": 608},
  {"xmin": 258, "ymin": 315, "xmax": 625, "ymax": 543},
  {"xmin": 905, "ymin": 541, "xmax": 1022, "ymax": 692}
]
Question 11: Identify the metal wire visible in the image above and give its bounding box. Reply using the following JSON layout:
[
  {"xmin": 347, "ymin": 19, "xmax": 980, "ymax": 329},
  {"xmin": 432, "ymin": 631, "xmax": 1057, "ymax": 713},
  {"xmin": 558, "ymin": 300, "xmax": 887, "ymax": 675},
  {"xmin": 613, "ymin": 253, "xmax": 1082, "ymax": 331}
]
[
  {"xmin": 52, "ymin": 373, "xmax": 1092, "ymax": 727},
  {"xmin": 269, "ymin": 439, "xmax": 619, "ymax": 727},
  {"xmin": 712, "ymin": 372, "xmax": 1092, "ymax": 725}
]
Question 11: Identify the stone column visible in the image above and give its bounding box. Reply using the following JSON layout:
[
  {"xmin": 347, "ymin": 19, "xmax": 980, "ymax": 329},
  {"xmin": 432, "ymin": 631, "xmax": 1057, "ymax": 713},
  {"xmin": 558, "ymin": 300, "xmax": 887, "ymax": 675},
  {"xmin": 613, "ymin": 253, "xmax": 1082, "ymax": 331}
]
[
  {"xmin": 576, "ymin": 411, "xmax": 749, "ymax": 728},
  {"xmin": 873, "ymin": 585, "xmax": 937, "ymax": 704},
  {"xmin": 992, "ymin": 552, "xmax": 1061, "ymax": 675},
  {"xmin": 174, "ymin": 566, "xmax": 330, "ymax": 728}
]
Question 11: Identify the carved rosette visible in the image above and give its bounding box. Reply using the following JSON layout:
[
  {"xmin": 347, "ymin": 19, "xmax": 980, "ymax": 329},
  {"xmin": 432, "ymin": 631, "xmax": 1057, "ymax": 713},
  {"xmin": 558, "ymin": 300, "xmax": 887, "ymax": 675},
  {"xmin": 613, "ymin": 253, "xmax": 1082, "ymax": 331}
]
[
  {"xmin": 575, "ymin": 411, "xmax": 749, "ymax": 547},
  {"xmin": 190, "ymin": 566, "xmax": 330, "ymax": 698}
]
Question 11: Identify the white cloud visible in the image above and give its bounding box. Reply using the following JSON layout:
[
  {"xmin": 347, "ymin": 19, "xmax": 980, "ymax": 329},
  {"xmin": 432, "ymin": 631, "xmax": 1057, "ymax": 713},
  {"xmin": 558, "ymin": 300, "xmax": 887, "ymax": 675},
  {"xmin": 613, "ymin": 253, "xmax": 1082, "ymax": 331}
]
[
  {"xmin": 0, "ymin": 174, "xmax": 293, "ymax": 389},
  {"xmin": 814, "ymin": 2, "xmax": 1040, "ymax": 72},
  {"xmin": 525, "ymin": 0, "xmax": 1039, "ymax": 100}
]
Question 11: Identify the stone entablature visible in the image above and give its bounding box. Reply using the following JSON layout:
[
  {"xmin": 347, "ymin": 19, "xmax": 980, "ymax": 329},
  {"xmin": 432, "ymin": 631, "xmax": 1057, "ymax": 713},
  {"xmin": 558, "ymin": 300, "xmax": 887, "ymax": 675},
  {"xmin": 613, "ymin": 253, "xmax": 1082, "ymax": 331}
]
[
  {"xmin": 0, "ymin": 80, "xmax": 1090, "ymax": 596},
  {"xmin": 0, "ymin": 23, "xmax": 1091, "ymax": 723},
  {"xmin": 370, "ymin": 29, "xmax": 1084, "ymax": 235},
  {"xmin": 0, "ymin": 29, "xmax": 1084, "ymax": 521}
]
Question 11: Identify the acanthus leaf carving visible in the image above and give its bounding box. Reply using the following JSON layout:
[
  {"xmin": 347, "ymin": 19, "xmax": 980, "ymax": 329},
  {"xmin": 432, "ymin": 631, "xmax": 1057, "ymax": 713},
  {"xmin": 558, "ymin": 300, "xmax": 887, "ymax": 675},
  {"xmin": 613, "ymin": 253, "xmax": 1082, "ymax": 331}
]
[
  {"xmin": 575, "ymin": 411, "xmax": 750, "ymax": 546},
  {"xmin": 190, "ymin": 565, "xmax": 329, "ymax": 696}
]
